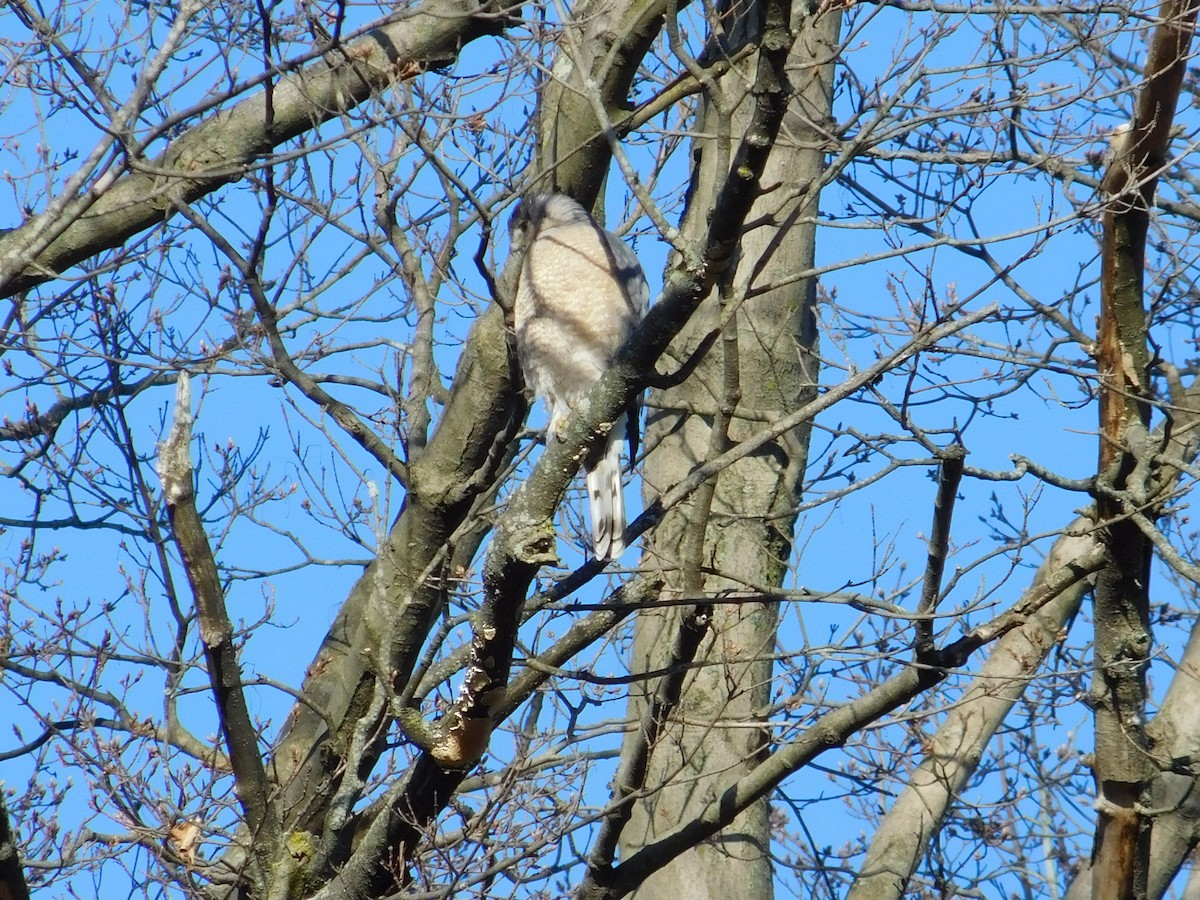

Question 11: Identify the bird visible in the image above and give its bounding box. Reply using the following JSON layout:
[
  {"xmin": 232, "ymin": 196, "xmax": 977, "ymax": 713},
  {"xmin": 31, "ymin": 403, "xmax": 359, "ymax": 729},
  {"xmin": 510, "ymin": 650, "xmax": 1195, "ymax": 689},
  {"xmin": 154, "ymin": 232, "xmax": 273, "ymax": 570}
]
[{"xmin": 508, "ymin": 193, "xmax": 649, "ymax": 560}]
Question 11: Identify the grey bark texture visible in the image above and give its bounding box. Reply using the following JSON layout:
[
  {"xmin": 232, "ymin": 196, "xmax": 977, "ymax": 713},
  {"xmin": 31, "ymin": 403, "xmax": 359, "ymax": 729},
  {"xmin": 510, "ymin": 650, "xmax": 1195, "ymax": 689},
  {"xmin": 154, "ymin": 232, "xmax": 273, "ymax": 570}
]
[
  {"xmin": 616, "ymin": 5, "xmax": 838, "ymax": 898},
  {"xmin": 24, "ymin": 0, "xmax": 1200, "ymax": 896},
  {"xmin": 1144, "ymin": 620, "xmax": 1200, "ymax": 899},
  {"xmin": 1065, "ymin": 378, "xmax": 1200, "ymax": 900},
  {"xmin": 211, "ymin": 302, "xmax": 525, "ymax": 890}
]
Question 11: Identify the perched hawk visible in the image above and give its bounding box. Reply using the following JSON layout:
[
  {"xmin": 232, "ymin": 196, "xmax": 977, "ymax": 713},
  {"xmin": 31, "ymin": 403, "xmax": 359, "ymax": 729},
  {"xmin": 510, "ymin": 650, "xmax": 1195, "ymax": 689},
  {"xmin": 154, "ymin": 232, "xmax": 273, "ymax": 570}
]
[{"xmin": 509, "ymin": 193, "xmax": 649, "ymax": 560}]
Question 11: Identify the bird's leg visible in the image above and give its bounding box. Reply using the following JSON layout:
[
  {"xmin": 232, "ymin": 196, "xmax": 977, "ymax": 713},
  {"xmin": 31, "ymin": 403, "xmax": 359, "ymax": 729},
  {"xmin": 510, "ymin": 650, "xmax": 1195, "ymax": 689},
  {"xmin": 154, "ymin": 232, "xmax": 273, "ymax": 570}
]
[{"xmin": 548, "ymin": 406, "xmax": 571, "ymax": 442}]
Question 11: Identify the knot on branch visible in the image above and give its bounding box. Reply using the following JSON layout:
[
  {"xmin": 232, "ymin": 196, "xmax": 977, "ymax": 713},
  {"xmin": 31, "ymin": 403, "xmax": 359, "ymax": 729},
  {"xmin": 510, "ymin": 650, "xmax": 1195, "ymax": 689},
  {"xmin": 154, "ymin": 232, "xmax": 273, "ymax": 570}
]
[
  {"xmin": 510, "ymin": 520, "xmax": 559, "ymax": 568},
  {"xmin": 430, "ymin": 711, "xmax": 496, "ymax": 769},
  {"xmin": 397, "ymin": 701, "xmax": 500, "ymax": 771}
]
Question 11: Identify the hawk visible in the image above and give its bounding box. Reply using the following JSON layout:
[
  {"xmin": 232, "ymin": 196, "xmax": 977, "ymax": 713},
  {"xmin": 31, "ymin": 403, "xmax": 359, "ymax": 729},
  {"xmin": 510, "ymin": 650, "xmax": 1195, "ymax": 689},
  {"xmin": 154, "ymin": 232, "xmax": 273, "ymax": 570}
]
[{"xmin": 509, "ymin": 193, "xmax": 649, "ymax": 560}]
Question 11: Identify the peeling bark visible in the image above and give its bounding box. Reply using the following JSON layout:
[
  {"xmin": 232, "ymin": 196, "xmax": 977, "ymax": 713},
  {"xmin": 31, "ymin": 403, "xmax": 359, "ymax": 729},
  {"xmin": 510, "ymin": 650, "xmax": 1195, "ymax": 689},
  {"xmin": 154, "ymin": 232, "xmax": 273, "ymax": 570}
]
[{"xmin": 1089, "ymin": 3, "xmax": 1199, "ymax": 896}]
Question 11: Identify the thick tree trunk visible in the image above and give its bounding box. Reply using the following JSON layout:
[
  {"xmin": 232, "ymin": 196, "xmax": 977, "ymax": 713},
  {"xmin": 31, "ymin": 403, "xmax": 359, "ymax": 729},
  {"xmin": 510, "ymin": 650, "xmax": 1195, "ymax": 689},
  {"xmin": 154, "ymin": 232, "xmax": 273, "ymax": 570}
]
[
  {"xmin": 617, "ymin": 5, "xmax": 838, "ymax": 897},
  {"xmin": 1088, "ymin": 3, "xmax": 1199, "ymax": 896},
  {"xmin": 1145, "ymin": 619, "xmax": 1200, "ymax": 898}
]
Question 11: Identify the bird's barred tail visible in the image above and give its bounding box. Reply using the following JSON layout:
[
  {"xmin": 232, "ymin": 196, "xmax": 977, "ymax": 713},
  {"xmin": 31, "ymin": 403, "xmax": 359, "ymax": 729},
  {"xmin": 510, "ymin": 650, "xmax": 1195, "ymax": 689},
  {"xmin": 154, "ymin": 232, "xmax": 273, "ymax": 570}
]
[{"xmin": 586, "ymin": 438, "xmax": 626, "ymax": 561}]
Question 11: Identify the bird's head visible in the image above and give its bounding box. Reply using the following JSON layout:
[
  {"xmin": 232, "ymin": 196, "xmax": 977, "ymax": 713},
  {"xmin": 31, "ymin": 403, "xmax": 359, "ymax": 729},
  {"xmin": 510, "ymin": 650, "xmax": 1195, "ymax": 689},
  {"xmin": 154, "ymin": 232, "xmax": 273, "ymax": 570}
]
[{"xmin": 509, "ymin": 193, "xmax": 592, "ymax": 250}]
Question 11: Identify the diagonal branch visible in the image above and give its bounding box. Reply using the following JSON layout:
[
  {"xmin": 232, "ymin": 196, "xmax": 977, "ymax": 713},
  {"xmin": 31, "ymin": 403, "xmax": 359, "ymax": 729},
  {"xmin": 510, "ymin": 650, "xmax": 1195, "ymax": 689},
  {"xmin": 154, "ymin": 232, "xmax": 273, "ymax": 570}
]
[
  {"xmin": 0, "ymin": 372, "xmax": 176, "ymax": 445},
  {"xmin": 848, "ymin": 523, "xmax": 1100, "ymax": 900},
  {"xmin": 171, "ymin": 202, "xmax": 410, "ymax": 485},
  {"xmin": 578, "ymin": 603, "xmax": 710, "ymax": 893},
  {"xmin": 156, "ymin": 373, "xmax": 280, "ymax": 885},
  {"xmin": 636, "ymin": 304, "xmax": 997, "ymax": 542},
  {"xmin": 316, "ymin": 2, "xmax": 804, "ymax": 889},
  {"xmin": 0, "ymin": 0, "xmax": 510, "ymax": 298},
  {"xmin": 586, "ymin": 543, "xmax": 1107, "ymax": 900},
  {"xmin": 855, "ymin": 379, "xmax": 1200, "ymax": 900}
]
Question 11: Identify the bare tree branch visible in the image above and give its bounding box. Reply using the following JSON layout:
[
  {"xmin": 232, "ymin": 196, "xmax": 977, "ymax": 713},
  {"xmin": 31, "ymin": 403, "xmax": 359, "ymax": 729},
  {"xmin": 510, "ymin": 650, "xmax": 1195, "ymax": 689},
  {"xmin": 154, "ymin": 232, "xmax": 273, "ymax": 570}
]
[
  {"xmin": 914, "ymin": 444, "xmax": 967, "ymax": 661},
  {"xmin": 849, "ymin": 523, "xmax": 1099, "ymax": 900},
  {"xmin": 156, "ymin": 373, "xmax": 280, "ymax": 886},
  {"xmin": 0, "ymin": 0, "xmax": 510, "ymax": 298},
  {"xmin": 590, "ymin": 543, "xmax": 1107, "ymax": 900}
]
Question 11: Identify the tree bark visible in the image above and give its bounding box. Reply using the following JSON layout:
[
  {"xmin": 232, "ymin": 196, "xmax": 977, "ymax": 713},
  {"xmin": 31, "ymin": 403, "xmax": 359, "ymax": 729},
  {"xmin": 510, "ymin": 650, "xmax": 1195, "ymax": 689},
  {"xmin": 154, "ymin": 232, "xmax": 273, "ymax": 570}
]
[
  {"xmin": 0, "ymin": 0, "xmax": 507, "ymax": 298},
  {"xmin": 207, "ymin": 303, "xmax": 526, "ymax": 892},
  {"xmin": 1145, "ymin": 618, "xmax": 1200, "ymax": 898},
  {"xmin": 0, "ymin": 794, "xmax": 29, "ymax": 900},
  {"xmin": 533, "ymin": 0, "xmax": 677, "ymax": 204},
  {"xmin": 1090, "ymin": 3, "xmax": 1199, "ymax": 896},
  {"xmin": 615, "ymin": 3, "xmax": 838, "ymax": 897},
  {"xmin": 849, "ymin": 524, "xmax": 1101, "ymax": 900},
  {"xmin": 157, "ymin": 374, "xmax": 280, "ymax": 888}
]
